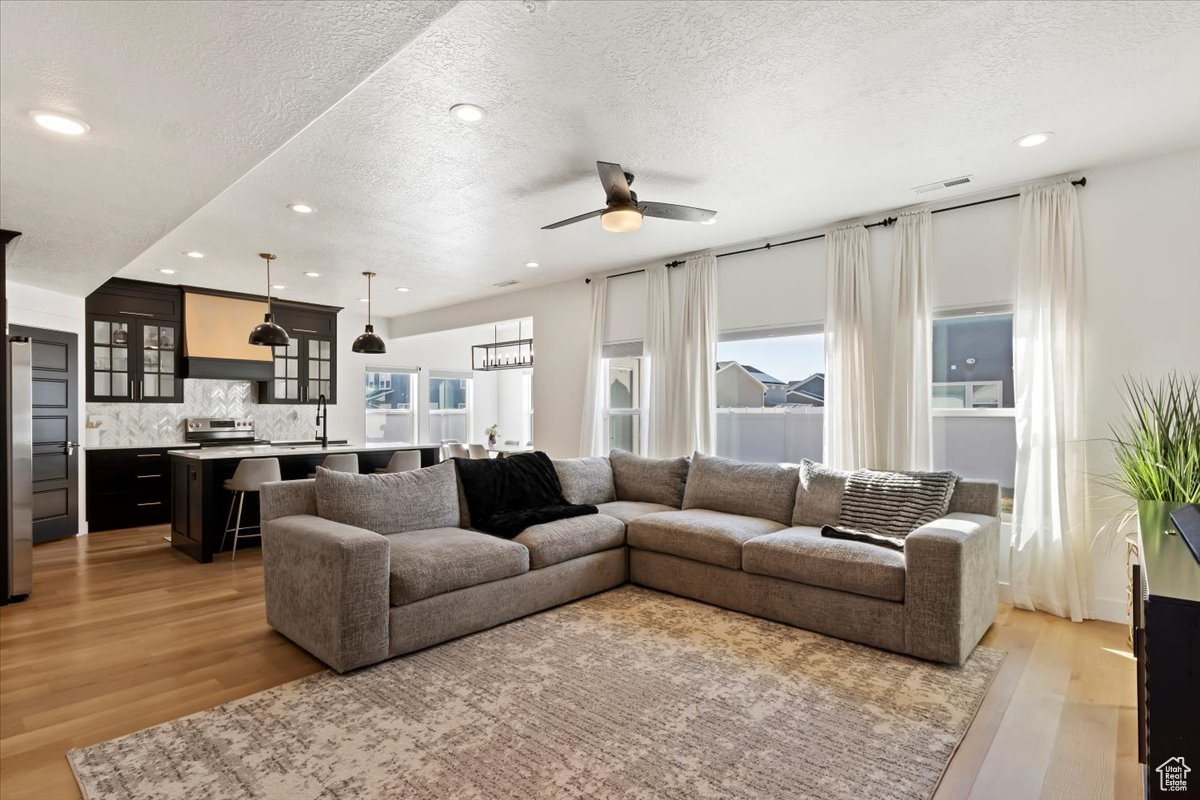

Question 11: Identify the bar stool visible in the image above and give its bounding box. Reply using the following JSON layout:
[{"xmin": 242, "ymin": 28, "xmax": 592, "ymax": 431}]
[
  {"xmin": 376, "ymin": 450, "xmax": 422, "ymax": 474},
  {"xmin": 307, "ymin": 453, "xmax": 359, "ymax": 479},
  {"xmin": 445, "ymin": 443, "xmax": 470, "ymax": 459},
  {"xmin": 468, "ymin": 443, "xmax": 489, "ymax": 459},
  {"xmin": 221, "ymin": 457, "xmax": 281, "ymax": 561}
]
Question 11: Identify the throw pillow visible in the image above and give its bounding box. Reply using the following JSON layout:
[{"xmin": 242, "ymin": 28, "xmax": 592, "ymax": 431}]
[
  {"xmin": 825, "ymin": 468, "xmax": 959, "ymax": 548},
  {"xmin": 314, "ymin": 461, "xmax": 460, "ymax": 535},
  {"xmin": 552, "ymin": 457, "xmax": 616, "ymax": 505},
  {"xmin": 792, "ymin": 459, "xmax": 851, "ymax": 527},
  {"xmin": 609, "ymin": 449, "xmax": 690, "ymax": 507},
  {"xmin": 682, "ymin": 452, "xmax": 799, "ymax": 525}
]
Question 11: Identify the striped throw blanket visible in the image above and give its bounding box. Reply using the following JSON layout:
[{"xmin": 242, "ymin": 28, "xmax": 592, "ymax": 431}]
[{"xmin": 822, "ymin": 469, "xmax": 959, "ymax": 550}]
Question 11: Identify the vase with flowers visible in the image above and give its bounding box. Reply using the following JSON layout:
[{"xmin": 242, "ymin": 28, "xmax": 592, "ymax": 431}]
[{"xmin": 485, "ymin": 424, "xmax": 500, "ymax": 449}]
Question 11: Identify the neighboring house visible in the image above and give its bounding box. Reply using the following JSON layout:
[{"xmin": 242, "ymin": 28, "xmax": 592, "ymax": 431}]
[
  {"xmin": 715, "ymin": 362, "xmax": 788, "ymax": 408},
  {"xmin": 785, "ymin": 373, "xmax": 825, "ymax": 406}
]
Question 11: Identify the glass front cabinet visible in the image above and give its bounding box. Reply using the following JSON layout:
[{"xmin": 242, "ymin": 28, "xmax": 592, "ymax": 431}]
[
  {"xmin": 85, "ymin": 281, "xmax": 184, "ymax": 403},
  {"xmin": 259, "ymin": 304, "xmax": 338, "ymax": 405}
]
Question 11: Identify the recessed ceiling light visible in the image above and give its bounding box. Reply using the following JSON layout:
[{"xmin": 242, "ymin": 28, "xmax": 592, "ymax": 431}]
[
  {"xmin": 450, "ymin": 103, "xmax": 485, "ymax": 122},
  {"xmin": 1015, "ymin": 132, "xmax": 1053, "ymax": 148},
  {"xmin": 700, "ymin": 217, "xmax": 718, "ymax": 225},
  {"xmin": 31, "ymin": 111, "xmax": 89, "ymax": 136},
  {"xmin": 288, "ymin": 203, "xmax": 314, "ymax": 214},
  {"xmin": 358, "ymin": 297, "xmax": 370, "ymax": 303},
  {"xmin": 272, "ymin": 284, "xmax": 286, "ymax": 290},
  {"xmin": 525, "ymin": 261, "xmax": 540, "ymax": 268},
  {"xmin": 396, "ymin": 287, "xmax": 410, "ymax": 292},
  {"xmin": 158, "ymin": 268, "xmax": 176, "ymax": 275},
  {"xmin": 184, "ymin": 251, "xmax": 205, "ymax": 258},
  {"xmin": 304, "ymin": 271, "xmax": 320, "ymax": 278}
]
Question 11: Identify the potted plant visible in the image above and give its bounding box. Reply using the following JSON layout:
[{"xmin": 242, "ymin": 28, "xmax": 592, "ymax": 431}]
[
  {"xmin": 485, "ymin": 424, "xmax": 500, "ymax": 449},
  {"xmin": 1109, "ymin": 373, "xmax": 1200, "ymax": 540}
]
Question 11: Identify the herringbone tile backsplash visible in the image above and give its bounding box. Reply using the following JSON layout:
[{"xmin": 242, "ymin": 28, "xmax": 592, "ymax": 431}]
[{"xmin": 86, "ymin": 379, "xmax": 315, "ymax": 445}]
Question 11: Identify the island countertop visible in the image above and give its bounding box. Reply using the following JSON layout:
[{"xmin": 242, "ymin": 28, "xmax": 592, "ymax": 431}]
[{"xmin": 166, "ymin": 442, "xmax": 440, "ymax": 461}]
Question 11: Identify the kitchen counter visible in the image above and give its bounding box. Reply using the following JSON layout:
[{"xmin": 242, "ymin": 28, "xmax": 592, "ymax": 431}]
[
  {"xmin": 166, "ymin": 442, "xmax": 436, "ymax": 461},
  {"xmin": 167, "ymin": 442, "xmax": 443, "ymax": 563},
  {"xmin": 85, "ymin": 442, "xmax": 200, "ymax": 451}
]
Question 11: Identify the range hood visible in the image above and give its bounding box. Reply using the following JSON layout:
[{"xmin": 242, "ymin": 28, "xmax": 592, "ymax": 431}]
[{"xmin": 182, "ymin": 292, "xmax": 274, "ymax": 380}]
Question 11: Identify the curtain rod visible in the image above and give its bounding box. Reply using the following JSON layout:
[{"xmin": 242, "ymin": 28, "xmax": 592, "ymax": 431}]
[{"xmin": 585, "ymin": 176, "xmax": 1087, "ymax": 283}]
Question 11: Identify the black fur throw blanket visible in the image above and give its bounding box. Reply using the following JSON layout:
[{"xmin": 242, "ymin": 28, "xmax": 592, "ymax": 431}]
[{"xmin": 453, "ymin": 451, "xmax": 597, "ymax": 538}]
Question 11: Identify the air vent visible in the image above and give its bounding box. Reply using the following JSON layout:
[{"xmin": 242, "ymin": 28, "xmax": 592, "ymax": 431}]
[
  {"xmin": 494, "ymin": 279, "xmax": 519, "ymax": 288},
  {"xmin": 912, "ymin": 175, "xmax": 973, "ymax": 194}
]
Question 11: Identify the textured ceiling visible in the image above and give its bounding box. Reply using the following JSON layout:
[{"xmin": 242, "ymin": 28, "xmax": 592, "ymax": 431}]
[
  {"xmin": 5, "ymin": 0, "xmax": 1199, "ymax": 315},
  {"xmin": 0, "ymin": 0, "xmax": 456, "ymax": 293}
]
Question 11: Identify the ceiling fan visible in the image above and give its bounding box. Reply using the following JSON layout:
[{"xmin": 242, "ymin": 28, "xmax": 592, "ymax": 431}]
[{"xmin": 542, "ymin": 161, "xmax": 716, "ymax": 233}]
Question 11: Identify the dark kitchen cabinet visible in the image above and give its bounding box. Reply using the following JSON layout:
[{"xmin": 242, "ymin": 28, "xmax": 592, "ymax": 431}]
[
  {"xmin": 86, "ymin": 446, "xmax": 197, "ymax": 531},
  {"xmin": 259, "ymin": 304, "xmax": 338, "ymax": 405},
  {"xmin": 86, "ymin": 280, "xmax": 184, "ymax": 403}
]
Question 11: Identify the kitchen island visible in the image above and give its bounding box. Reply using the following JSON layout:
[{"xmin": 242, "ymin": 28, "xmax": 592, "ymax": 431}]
[{"xmin": 168, "ymin": 443, "xmax": 442, "ymax": 563}]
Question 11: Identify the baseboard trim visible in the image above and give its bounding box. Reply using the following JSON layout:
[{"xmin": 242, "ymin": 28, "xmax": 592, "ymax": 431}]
[{"xmin": 998, "ymin": 581, "xmax": 1128, "ymax": 624}]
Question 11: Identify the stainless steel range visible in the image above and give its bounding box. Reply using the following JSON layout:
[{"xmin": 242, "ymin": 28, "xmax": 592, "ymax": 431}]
[{"xmin": 184, "ymin": 418, "xmax": 269, "ymax": 448}]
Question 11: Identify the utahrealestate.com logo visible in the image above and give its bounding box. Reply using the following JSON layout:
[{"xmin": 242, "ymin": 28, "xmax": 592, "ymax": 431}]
[{"xmin": 1157, "ymin": 757, "xmax": 1191, "ymax": 792}]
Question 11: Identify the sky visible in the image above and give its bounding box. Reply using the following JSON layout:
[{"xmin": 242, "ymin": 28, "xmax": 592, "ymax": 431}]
[{"xmin": 716, "ymin": 333, "xmax": 824, "ymax": 384}]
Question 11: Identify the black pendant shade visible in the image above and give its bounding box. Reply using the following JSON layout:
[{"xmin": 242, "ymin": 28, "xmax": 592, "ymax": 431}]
[
  {"xmin": 351, "ymin": 270, "xmax": 386, "ymax": 354},
  {"xmin": 352, "ymin": 323, "xmax": 386, "ymax": 354},
  {"xmin": 249, "ymin": 312, "xmax": 290, "ymax": 347},
  {"xmin": 249, "ymin": 253, "xmax": 290, "ymax": 347}
]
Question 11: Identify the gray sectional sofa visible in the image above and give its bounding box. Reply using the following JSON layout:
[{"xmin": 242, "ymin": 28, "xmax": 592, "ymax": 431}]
[{"xmin": 260, "ymin": 450, "xmax": 1000, "ymax": 673}]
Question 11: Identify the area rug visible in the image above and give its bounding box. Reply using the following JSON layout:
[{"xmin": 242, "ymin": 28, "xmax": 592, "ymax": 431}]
[{"xmin": 68, "ymin": 586, "xmax": 1003, "ymax": 800}]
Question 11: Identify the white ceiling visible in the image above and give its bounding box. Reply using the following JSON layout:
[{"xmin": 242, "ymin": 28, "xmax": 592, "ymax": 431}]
[
  {"xmin": 4, "ymin": 0, "xmax": 1199, "ymax": 318},
  {"xmin": 0, "ymin": 0, "xmax": 455, "ymax": 293}
]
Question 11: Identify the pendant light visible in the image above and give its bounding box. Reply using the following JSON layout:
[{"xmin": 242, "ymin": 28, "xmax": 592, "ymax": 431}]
[
  {"xmin": 352, "ymin": 271, "xmax": 386, "ymax": 354},
  {"xmin": 248, "ymin": 253, "xmax": 290, "ymax": 347}
]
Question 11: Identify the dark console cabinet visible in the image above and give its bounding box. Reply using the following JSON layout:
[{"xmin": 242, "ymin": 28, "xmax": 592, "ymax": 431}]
[{"xmin": 1134, "ymin": 507, "xmax": 1200, "ymax": 799}]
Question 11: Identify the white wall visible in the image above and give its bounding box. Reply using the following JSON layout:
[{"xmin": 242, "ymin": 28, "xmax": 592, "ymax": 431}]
[
  {"xmin": 388, "ymin": 146, "xmax": 1200, "ymax": 623},
  {"xmin": 388, "ymin": 281, "xmax": 589, "ymax": 457}
]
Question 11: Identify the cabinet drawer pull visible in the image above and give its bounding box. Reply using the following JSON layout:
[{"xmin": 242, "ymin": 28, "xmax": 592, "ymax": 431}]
[
  {"xmin": 136, "ymin": 501, "xmax": 162, "ymax": 507},
  {"xmin": 136, "ymin": 453, "xmax": 161, "ymax": 458},
  {"xmin": 118, "ymin": 310, "xmax": 155, "ymax": 317},
  {"xmin": 292, "ymin": 328, "xmax": 318, "ymax": 334},
  {"xmin": 136, "ymin": 474, "xmax": 162, "ymax": 479}
]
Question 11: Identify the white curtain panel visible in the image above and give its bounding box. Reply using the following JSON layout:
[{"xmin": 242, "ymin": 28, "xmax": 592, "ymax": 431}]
[
  {"xmin": 1010, "ymin": 179, "xmax": 1090, "ymax": 622},
  {"xmin": 823, "ymin": 224, "xmax": 879, "ymax": 471},
  {"xmin": 678, "ymin": 253, "xmax": 718, "ymax": 455},
  {"xmin": 887, "ymin": 209, "xmax": 933, "ymax": 470},
  {"xmin": 644, "ymin": 263, "xmax": 676, "ymax": 457},
  {"xmin": 578, "ymin": 276, "xmax": 609, "ymax": 457}
]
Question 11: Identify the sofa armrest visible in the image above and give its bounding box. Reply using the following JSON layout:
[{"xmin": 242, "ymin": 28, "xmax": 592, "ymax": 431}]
[
  {"xmin": 260, "ymin": 479, "xmax": 317, "ymax": 522},
  {"xmin": 262, "ymin": 514, "xmax": 390, "ymax": 673},
  {"xmin": 903, "ymin": 512, "xmax": 999, "ymax": 665}
]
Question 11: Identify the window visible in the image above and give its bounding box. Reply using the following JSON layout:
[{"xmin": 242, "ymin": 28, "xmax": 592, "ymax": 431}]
[
  {"xmin": 931, "ymin": 308, "xmax": 1016, "ymax": 516},
  {"xmin": 605, "ymin": 357, "xmax": 642, "ymax": 454},
  {"xmin": 429, "ymin": 371, "xmax": 472, "ymax": 443},
  {"xmin": 714, "ymin": 327, "xmax": 825, "ymax": 463},
  {"xmin": 365, "ymin": 367, "xmax": 417, "ymax": 444},
  {"xmin": 521, "ymin": 369, "xmax": 534, "ymax": 446}
]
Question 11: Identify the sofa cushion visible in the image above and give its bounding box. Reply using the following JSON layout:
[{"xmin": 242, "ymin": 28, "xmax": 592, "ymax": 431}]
[
  {"xmin": 609, "ymin": 450, "xmax": 689, "ymax": 507},
  {"xmin": 742, "ymin": 527, "xmax": 906, "ymax": 602},
  {"xmin": 627, "ymin": 509, "xmax": 785, "ymax": 570},
  {"xmin": 596, "ymin": 500, "xmax": 677, "ymax": 525},
  {"xmin": 836, "ymin": 468, "xmax": 958, "ymax": 540},
  {"xmin": 793, "ymin": 459, "xmax": 850, "ymax": 527},
  {"xmin": 682, "ymin": 452, "xmax": 798, "ymax": 526},
  {"xmin": 553, "ymin": 457, "xmax": 616, "ymax": 505},
  {"xmin": 315, "ymin": 461, "xmax": 459, "ymax": 535},
  {"xmin": 513, "ymin": 514, "xmax": 625, "ymax": 569},
  {"xmin": 385, "ymin": 528, "xmax": 528, "ymax": 606}
]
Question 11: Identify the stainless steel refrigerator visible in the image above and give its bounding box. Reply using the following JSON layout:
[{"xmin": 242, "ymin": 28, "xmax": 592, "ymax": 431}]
[{"xmin": 5, "ymin": 334, "xmax": 33, "ymax": 603}]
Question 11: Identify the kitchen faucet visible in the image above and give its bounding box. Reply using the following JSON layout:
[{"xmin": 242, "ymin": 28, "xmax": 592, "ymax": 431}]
[{"xmin": 316, "ymin": 393, "xmax": 329, "ymax": 449}]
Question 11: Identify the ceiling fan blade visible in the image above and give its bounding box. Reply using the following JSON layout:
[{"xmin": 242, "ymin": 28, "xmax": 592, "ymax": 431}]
[
  {"xmin": 596, "ymin": 161, "xmax": 632, "ymax": 205},
  {"xmin": 541, "ymin": 208, "xmax": 606, "ymax": 230},
  {"xmin": 639, "ymin": 201, "xmax": 717, "ymax": 223}
]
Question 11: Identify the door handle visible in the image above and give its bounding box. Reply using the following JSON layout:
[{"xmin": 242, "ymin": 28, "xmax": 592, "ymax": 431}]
[{"xmin": 63, "ymin": 441, "xmax": 80, "ymax": 455}]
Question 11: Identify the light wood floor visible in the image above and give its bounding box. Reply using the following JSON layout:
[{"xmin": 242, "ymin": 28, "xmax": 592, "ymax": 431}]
[{"xmin": 1, "ymin": 526, "xmax": 1139, "ymax": 800}]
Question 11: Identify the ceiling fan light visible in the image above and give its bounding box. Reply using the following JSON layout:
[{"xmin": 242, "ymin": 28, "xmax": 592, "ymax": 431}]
[{"xmin": 601, "ymin": 205, "xmax": 643, "ymax": 233}]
